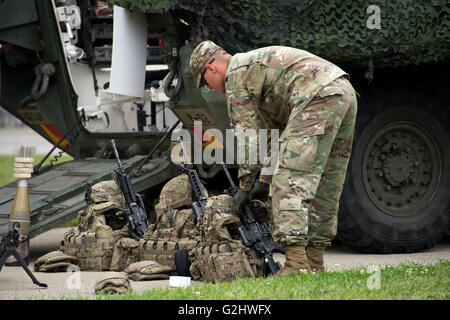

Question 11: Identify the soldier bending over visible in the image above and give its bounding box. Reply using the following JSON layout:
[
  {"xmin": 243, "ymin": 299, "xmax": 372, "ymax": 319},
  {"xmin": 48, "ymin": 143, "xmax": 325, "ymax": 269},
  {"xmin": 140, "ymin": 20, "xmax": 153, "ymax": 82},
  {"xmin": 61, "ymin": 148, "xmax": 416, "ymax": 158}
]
[{"xmin": 189, "ymin": 41, "xmax": 358, "ymax": 275}]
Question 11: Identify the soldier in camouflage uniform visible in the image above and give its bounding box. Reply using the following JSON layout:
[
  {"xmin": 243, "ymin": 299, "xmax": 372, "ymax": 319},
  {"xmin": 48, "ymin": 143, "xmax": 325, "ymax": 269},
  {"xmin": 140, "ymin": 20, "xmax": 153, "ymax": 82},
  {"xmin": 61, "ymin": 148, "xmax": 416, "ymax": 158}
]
[{"xmin": 189, "ymin": 40, "xmax": 358, "ymax": 275}]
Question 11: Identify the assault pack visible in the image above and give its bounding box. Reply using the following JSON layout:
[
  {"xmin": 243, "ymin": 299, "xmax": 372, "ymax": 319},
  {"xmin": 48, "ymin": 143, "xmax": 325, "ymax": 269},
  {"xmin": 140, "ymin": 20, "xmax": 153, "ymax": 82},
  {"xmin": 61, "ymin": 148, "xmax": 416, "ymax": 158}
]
[{"xmin": 36, "ymin": 174, "xmax": 272, "ymax": 283}]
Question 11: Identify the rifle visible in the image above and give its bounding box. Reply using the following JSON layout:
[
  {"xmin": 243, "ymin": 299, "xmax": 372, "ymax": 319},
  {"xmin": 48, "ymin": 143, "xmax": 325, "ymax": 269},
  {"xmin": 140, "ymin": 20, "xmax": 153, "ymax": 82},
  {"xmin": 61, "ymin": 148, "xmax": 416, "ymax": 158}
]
[
  {"xmin": 132, "ymin": 119, "xmax": 181, "ymax": 176},
  {"xmin": 221, "ymin": 162, "xmax": 285, "ymax": 275},
  {"xmin": 176, "ymin": 137, "xmax": 208, "ymax": 219},
  {"xmin": 110, "ymin": 139, "xmax": 148, "ymax": 239}
]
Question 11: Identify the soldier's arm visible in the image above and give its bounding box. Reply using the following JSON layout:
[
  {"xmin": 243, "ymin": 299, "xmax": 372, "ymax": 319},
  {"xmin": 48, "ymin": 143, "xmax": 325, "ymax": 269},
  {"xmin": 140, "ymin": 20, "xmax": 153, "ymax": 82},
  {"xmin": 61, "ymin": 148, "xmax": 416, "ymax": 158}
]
[
  {"xmin": 259, "ymin": 130, "xmax": 275, "ymax": 184},
  {"xmin": 226, "ymin": 64, "xmax": 267, "ymax": 190}
]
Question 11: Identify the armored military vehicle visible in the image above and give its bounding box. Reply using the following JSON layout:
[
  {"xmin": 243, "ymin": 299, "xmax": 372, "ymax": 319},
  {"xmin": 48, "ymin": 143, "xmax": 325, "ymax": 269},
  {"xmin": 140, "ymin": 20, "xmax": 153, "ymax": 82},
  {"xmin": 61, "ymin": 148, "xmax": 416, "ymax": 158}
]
[{"xmin": 0, "ymin": 0, "xmax": 449, "ymax": 253}]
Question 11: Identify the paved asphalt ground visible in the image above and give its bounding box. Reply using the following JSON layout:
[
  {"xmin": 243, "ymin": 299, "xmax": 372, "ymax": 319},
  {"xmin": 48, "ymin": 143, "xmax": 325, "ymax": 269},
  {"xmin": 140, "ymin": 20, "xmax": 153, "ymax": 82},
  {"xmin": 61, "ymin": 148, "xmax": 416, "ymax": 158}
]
[{"xmin": 1, "ymin": 227, "xmax": 449, "ymax": 300}]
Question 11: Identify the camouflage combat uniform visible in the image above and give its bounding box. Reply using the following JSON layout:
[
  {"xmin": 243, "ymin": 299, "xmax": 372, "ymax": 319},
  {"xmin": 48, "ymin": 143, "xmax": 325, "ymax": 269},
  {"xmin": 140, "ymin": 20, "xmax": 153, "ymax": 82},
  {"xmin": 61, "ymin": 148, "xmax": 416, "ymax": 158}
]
[
  {"xmin": 226, "ymin": 46, "xmax": 358, "ymax": 249},
  {"xmin": 190, "ymin": 42, "xmax": 358, "ymax": 249}
]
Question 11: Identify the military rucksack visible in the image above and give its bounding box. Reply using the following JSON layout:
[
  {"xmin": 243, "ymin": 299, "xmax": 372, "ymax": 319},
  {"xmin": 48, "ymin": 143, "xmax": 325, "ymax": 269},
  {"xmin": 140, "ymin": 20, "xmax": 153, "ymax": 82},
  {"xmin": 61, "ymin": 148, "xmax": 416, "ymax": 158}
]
[
  {"xmin": 61, "ymin": 229, "xmax": 116, "ymax": 271},
  {"xmin": 155, "ymin": 174, "xmax": 208, "ymax": 212},
  {"xmin": 145, "ymin": 175, "xmax": 268, "ymax": 282},
  {"xmin": 60, "ymin": 180, "xmax": 131, "ymax": 271},
  {"xmin": 138, "ymin": 237, "xmax": 200, "ymax": 269},
  {"xmin": 188, "ymin": 241, "xmax": 265, "ymax": 283},
  {"xmin": 79, "ymin": 180, "xmax": 128, "ymax": 232},
  {"xmin": 135, "ymin": 174, "xmax": 204, "ymax": 269},
  {"xmin": 110, "ymin": 237, "xmax": 140, "ymax": 271},
  {"xmin": 197, "ymin": 194, "xmax": 241, "ymax": 244}
]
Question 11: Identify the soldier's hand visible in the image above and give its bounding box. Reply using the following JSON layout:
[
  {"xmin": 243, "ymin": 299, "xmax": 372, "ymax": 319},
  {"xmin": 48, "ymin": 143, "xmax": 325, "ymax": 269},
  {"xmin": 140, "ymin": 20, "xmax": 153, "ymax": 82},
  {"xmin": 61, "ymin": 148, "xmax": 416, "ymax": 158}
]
[
  {"xmin": 249, "ymin": 180, "xmax": 270, "ymax": 202},
  {"xmin": 232, "ymin": 189, "xmax": 250, "ymax": 215}
]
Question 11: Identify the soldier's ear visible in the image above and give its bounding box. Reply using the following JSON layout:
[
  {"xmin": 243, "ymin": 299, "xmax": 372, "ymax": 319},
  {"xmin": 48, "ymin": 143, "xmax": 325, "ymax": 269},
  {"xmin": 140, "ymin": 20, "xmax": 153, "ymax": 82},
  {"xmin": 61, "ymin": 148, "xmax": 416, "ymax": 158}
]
[{"xmin": 207, "ymin": 64, "xmax": 218, "ymax": 73}]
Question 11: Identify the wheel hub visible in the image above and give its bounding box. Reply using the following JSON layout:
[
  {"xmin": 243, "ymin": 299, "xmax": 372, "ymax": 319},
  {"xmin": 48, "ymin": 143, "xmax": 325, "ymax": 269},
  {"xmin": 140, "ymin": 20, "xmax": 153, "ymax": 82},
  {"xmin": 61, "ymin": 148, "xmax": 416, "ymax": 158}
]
[
  {"xmin": 382, "ymin": 144, "xmax": 414, "ymax": 187},
  {"xmin": 362, "ymin": 122, "xmax": 440, "ymax": 217}
]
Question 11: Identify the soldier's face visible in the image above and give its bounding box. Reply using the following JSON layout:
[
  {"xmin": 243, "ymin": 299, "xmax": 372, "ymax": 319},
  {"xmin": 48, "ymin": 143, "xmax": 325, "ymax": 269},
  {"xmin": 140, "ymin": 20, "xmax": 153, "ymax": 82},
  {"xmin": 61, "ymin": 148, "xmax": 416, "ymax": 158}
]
[{"xmin": 202, "ymin": 51, "xmax": 229, "ymax": 93}]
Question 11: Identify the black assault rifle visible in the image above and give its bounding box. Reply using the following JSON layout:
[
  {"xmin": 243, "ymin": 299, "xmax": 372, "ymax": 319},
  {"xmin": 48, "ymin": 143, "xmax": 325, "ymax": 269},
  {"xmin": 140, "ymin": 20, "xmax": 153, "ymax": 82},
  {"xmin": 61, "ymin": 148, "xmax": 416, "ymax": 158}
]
[
  {"xmin": 111, "ymin": 139, "xmax": 148, "ymax": 239},
  {"xmin": 221, "ymin": 162, "xmax": 285, "ymax": 275},
  {"xmin": 177, "ymin": 137, "xmax": 208, "ymax": 219}
]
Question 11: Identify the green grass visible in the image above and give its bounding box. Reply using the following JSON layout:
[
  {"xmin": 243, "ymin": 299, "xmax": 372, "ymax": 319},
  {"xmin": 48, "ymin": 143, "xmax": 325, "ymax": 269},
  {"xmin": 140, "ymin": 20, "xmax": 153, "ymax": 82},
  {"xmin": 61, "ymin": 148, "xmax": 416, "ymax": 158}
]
[
  {"xmin": 0, "ymin": 154, "xmax": 74, "ymax": 186},
  {"xmin": 0, "ymin": 154, "xmax": 78, "ymax": 227},
  {"xmin": 93, "ymin": 260, "xmax": 450, "ymax": 300},
  {"xmin": 60, "ymin": 219, "xmax": 79, "ymax": 227}
]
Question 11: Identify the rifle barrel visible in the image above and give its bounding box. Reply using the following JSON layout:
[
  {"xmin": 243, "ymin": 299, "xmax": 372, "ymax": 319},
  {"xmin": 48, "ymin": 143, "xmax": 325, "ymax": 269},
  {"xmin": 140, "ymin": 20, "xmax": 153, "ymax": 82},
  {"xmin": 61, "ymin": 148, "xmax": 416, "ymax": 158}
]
[
  {"xmin": 221, "ymin": 162, "xmax": 238, "ymax": 192},
  {"xmin": 111, "ymin": 139, "xmax": 125, "ymax": 171},
  {"xmin": 177, "ymin": 137, "xmax": 191, "ymax": 165}
]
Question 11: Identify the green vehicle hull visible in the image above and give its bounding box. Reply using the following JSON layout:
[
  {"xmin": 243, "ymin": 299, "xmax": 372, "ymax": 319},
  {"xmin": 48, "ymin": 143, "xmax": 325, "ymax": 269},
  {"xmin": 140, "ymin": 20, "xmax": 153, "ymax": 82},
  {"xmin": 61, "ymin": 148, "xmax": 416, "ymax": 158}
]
[{"xmin": 0, "ymin": 0, "xmax": 449, "ymax": 253}]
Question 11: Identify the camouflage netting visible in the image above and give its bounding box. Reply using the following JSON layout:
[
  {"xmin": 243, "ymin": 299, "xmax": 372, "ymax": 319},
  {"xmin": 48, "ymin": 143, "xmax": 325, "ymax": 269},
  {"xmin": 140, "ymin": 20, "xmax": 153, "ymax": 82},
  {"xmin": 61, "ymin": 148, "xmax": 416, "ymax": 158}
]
[{"xmin": 108, "ymin": 0, "xmax": 450, "ymax": 68}]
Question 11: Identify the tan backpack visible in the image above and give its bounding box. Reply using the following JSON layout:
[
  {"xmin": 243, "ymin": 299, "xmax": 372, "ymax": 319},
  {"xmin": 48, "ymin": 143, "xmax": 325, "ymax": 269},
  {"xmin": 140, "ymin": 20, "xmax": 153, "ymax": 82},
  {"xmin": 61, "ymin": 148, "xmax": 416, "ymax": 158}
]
[{"xmin": 188, "ymin": 241, "xmax": 265, "ymax": 283}]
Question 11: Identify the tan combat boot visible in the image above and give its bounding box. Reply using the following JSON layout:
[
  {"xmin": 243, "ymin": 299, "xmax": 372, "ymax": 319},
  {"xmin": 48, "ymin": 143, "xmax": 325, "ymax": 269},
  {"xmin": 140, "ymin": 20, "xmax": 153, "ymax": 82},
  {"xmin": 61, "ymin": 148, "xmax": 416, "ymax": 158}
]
[
  {"xmin": 306, "ymin": 246, "xmax": 325, "ymax": 273},
  {"xmin": 277, "ymin": 246, "xmax": 311, "ymax": 277}
]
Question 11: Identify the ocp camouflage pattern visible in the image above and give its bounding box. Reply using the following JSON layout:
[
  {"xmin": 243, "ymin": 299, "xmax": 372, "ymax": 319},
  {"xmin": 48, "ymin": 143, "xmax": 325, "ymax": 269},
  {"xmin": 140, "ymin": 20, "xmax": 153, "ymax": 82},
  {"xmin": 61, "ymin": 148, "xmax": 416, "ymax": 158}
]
[
  {"xmin": 189, "ymin": 40, "xmax": 223, "ymax": 87},
  {"xmin": 87, "ymin": 180, "xmax": 125, "ymax": 205},
  {"xmin": 271, "ymin": 77, "xmax": 358, "ymax": 248},
  {"xmin": 155, "ymin": 173, "xmax": 208, "ymax": 211},
  {"xmin": 225, "ymin": 45, "xmax": 347, "ymax": 189}
]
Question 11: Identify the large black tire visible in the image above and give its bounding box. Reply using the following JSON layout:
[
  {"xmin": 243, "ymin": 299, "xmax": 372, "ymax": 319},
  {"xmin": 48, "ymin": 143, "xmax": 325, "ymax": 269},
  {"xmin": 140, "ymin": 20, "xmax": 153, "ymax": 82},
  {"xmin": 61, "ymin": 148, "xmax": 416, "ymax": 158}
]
[{"xmin": 337, "ymin": 84, "xmax": 450, "ymax": 253}]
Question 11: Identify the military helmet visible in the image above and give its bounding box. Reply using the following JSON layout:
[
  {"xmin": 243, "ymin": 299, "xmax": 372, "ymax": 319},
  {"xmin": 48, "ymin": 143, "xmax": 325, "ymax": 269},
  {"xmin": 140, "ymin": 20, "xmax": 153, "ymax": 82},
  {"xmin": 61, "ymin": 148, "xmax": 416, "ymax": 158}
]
[
  {"xmin": 189, "ymin": 40, "xmax": 223, "ymax": 88},
  {"xmin": 87, "ymin": 180, "xmax": 124, "ymax": 205},
  {"xmin": 158, "ymin": 174, "xmax": 208, "ymax": 210}
]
